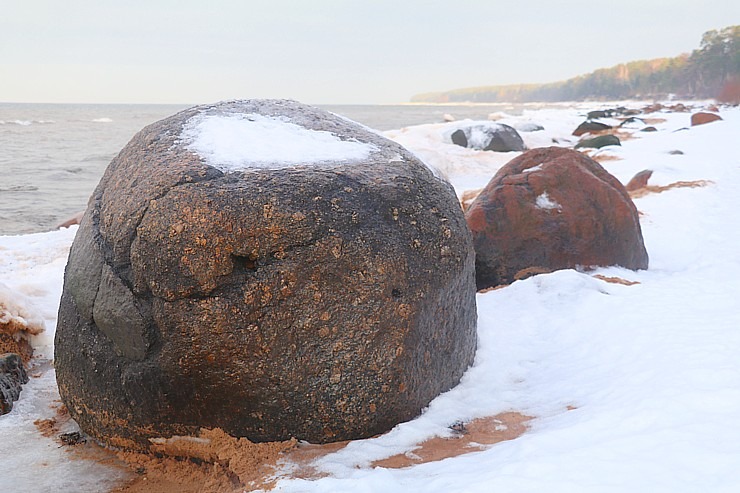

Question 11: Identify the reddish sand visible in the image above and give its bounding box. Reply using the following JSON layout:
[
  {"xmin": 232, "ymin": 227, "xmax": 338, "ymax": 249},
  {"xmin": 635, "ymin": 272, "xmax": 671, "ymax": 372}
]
[
  {"xmin": 629, "ymin": 179, "xmax": 713, "ymax": 198},
  {"xmin": 34, "ymin": 398, "xmax": 535, "ymax": 492}
]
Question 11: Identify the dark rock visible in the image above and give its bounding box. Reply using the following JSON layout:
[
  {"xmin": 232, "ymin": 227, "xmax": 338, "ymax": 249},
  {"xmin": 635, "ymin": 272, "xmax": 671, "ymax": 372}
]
[
  {"xmin": 625, "ymin": 170, "xmax": 653, "ymax": 192},
  {"xmin": 55, "ymin": 100, "xmax": 478, "ymax": 450},
  {"xmin": 642, "ymin": 103, "xmax": 664, "ymax": 113},
  {"xmin": 690, "ymin": 112, "xmax": 722, "ymax": 126},
  {"xmin": 0, "ymin": 353, "xmax": 28, "ymax": 415},
  {"xmin": 575, "ymin": 134, "xmax": 621, "ymax": 149},
  {"xmin": 641, "ymin": 126, "xmax": 658, "ymax": 132},
  {"xmin": 449, "ymin": 123, "xmax": 526, "ymax": 152},
  {"xmin": 586, "ymin": 110, "xmax": 610, "ymax": 119},
  {"xmin": 451, "ymin": 129, "xmax": 468, "ymax": 147},
  {"xmin": 669, "ymin": 103, "xmax": 689, "ymax": 112},
  {"xmin": 668, "ymin": 150, "xmax": 684, "ymax": 155},
  {"xmin": 465, "ymin": 147, "xmax": 648, "ymax": 290},
  {"xmin": 619, "ymin": 117, "xmax": 645, "ymax": 128},
  {"xmin": 586, "ymin": 108, "xmax": 634, "ymax": 119},
  {"xmin": 572, "ymin": 121, "xmax": 611, "ymax": 137}
]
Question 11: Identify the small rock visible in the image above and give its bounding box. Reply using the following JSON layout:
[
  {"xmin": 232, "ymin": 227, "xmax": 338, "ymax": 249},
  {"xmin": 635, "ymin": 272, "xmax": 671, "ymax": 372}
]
[
  {"xmin": 0, "ymin": 353, "xmax": 28, "ymax": 415},
  {"xmin": 572, "ymin": 121, "xmax": 611, "ymax": 137},
  {"xmin": 668, "ymin": 149, "xmax": 685, "ymax": 155},
  {"xmin": 619, "ymin": 117, "xmax": 646, "ymax": 129},
  {"xmin": 641, "ymin": 126, "xmax": 658, "ymax": 132},
  {"xmin": 669, "ymin": 103, "xmax": 689, "ymax": 112},
  {"xmin": 586, "ymin": 110, "xmax": 610, "ymax": 119},
  {"xmin": 575, "ymin": 134, "xmax": 621, "ymax": 149},
  {"xmin": 625, "ymin": 170, "xmax": 653, "ymax": 192}
]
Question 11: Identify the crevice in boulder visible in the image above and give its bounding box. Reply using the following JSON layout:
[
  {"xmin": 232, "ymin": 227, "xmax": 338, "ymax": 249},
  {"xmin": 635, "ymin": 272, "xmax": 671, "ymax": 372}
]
[{"xmin": 231, "ymin": 254, "xmax": 258, "ymax": 273}]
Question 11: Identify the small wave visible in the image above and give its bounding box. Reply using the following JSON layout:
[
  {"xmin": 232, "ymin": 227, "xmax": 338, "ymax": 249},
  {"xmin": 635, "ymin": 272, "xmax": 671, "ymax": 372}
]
[
  {"xmin": 0, "ymin": 120, "xmax": 33, "ymax": 126},
  {"xmin": 92, "ymin": 117, "xmax": 113, "ymax": 123},
  {"xmin": 0, "ymin": 185, "xmax": 39, "ymax": 192},
  {"xmin": 0, "ymin": 119, "xmax": 54, "ymax": 126}
]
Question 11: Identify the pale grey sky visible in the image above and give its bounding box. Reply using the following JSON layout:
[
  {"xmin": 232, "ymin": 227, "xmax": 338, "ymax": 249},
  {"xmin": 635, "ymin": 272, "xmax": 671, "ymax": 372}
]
[{"xmin": 1, "ymin": 0, "xmax": 738, "ymax": 104}]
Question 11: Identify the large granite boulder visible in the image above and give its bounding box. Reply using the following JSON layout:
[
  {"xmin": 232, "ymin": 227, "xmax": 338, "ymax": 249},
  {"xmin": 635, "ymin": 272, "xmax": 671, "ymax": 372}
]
[
  {"xmin": 55, "ymin": 100, "xmax": 477, "ymax": 450},
  {"xmin": 465, "ymin": 147, "xmax": 648, "ymax": 290},
  {"xmin": 450, "ymin": 123, "xmax": 526, "ymax": 152},
  {"xmin": 0, "ymin": 353, "xmax": 28, "ymax": 415}
]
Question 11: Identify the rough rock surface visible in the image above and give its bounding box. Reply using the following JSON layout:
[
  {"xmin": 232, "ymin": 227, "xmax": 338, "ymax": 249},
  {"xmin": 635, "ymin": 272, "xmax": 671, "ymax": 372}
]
[
  {"xmin": 691, "ymin": 112, "xmax": 723, "ymax": 126},
  {"xmin": 55, "ymin": 99, "xmax": 477, "ymax": 450},
  {"xmin": 625, "ymin": 169, "xmax": 653, "ymax": 192},
  {"xmin": 575, "ymin": 134, "xmax": 621, "ymax": 149},
  {"xmin": 465, "ymin": 147, "xmax": 649, "ymax": 290},
  {"xmin": 0, "ymin": 353, "xmax": 28, "ymax": 415},
  {"xmin": 450, "ymin": 123, "xmax": 526, "ymax": 152},
  {"xmin": 572, "ymin": 121, "xmax": 611, "ymax": 136}
]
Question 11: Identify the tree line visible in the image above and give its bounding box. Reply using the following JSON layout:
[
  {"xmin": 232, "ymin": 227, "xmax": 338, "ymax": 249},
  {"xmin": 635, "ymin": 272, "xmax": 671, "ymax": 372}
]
[{"xmin": 411, "ymin": 26, "xmax": 740, "ymax": 104}]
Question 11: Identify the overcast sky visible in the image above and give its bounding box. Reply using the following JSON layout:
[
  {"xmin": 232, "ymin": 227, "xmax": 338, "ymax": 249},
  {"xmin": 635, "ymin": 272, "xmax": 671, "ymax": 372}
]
[{"xmin": 1, "ymin": 0, "xmax": 738, "ymax": 104}]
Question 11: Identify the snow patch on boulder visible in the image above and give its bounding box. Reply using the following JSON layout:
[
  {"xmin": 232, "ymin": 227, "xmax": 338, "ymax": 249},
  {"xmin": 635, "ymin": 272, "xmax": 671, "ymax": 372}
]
[
  {"xmin": 535, "ymin": 192, "xmax": 562, "ymax": 211},
  {"xmin": 181, "ymin": 113, "xmax": 378, "ymax": 171}
]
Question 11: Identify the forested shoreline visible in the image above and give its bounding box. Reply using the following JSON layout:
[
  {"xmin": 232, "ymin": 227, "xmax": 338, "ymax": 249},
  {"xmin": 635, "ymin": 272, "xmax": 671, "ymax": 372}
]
[{"xmin": 411, "ymin": 26, "xmax": 739, "ymax": 103}]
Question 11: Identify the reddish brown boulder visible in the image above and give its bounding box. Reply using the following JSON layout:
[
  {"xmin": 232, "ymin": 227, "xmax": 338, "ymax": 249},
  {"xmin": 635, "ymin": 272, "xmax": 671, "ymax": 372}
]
[
  {"xmin": 465, "ymin": 147, "xmax": 648, "ymax": 290},
  {"xmin": 691, "ymin": 112, "xmax": 723, "ymax": 126},
  {"xmin": 625, "ymin": 169, "xmax": 653, "ymax": 192}
]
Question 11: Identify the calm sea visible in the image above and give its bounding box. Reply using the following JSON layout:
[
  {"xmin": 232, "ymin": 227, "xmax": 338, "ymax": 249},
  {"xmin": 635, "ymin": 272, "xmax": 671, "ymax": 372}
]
[{"xmin": 0, "ymin": 102, "xmax": 523, "ymax": 235}]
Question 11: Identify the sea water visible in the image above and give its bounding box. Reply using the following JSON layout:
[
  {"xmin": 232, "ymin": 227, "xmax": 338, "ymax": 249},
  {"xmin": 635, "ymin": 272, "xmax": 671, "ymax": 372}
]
[{"xmin": 0, "ymin": 102, "xmax": 524, "ymax": 235}]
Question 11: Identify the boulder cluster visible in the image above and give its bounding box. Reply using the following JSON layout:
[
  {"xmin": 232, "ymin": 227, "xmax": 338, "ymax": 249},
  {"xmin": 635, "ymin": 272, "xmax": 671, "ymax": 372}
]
[{"xmin": 53, "ymin": 99, "xmax": 656, "ymax": 451}]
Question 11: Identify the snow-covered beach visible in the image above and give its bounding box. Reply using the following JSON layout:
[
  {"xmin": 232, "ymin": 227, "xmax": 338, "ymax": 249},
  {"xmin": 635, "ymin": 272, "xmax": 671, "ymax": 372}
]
[{"xmin": 2, "ymin": 102, "xmax": 740, "ymax": 492}]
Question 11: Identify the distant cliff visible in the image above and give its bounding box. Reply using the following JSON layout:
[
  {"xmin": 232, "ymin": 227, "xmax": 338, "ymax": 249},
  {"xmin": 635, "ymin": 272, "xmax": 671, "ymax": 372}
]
[{"xmin": 411, "ymin": 26, "xmax": 740, "ymax": 103}]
